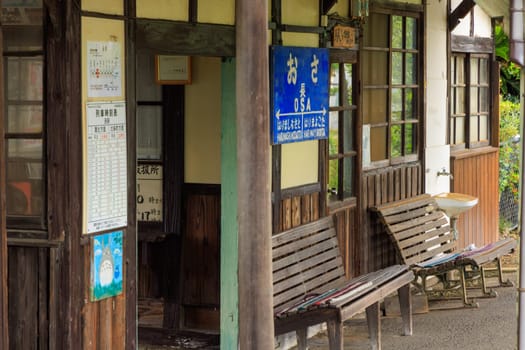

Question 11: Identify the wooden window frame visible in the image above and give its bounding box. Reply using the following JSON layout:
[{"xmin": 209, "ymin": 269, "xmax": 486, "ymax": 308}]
[
  {"xmin": 362, "ymin": 8, "xmax": 423, "ymax": 169},
  {"xmin": 3, "ymin": 18, "xmax": 47, "ymax": 232},
  {"xmin": 327, "ymin": 52, "xmax": 358, "ymax": 205},
  {"xmin": 449, "ymin": 52, "xmax": 492, "ymax": 152}
]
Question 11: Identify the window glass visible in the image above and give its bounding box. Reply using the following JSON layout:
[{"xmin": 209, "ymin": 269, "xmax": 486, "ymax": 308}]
[
  {"xmin": 470, "ymin": 87, "xmax": 479, "ymax": 113},
  {"xmin": 391, "ymin": 88, "xmax": 402, "ymax": 121},
  {"xmin": 405, "ymin": 88, "xmax": 416, "ymax": 120},
  {"xmin": 469, "ymin": 116, "xmax": 479, "ymax": 142},
  {"xmin": 470, "ymin": 57, "xmax": 479, "ymax": 83},
  {"xmin": 392, "ymin": 52, "xmax": 403, "ymax": 84},
  {"xmin": 363, "ymin": 13, "xmax": 389, "ymax": 47},
  {"xmin": 406, "ymin": 53, "xmax": 416, "ymax": 84},
  {"xmin": 363, "ymin": 89, "xmax": 387, "ymax": 124},
  {"xmin": 330, "ymin": 63, "xmax": 340, "ymax": 106},
  {"xmin": 391, "ymin": 125, "xmax": 402, "ymax": 157},
  {"xmin": 455, "ymin": 116, "xmax": 465, "ymax": 143},
  {"xmin": 480, "ymin": 115, "xmax": 488, "ymax": 140},
  {"xmin": 329, "ymin": 111, "xmax": 339, "ymax": 153},
  {"xmin": 370, "ymin": 126, "xmax": 387, "ymax": 161},
  {"xmin": 362, "ymin": 51, "xmax": 388, "ymax": 85},
  {"xmin": 342, "ymin": 110, "xmax": 354, "ymax": 153},
  {"xmin": 342, "ymin": 157, "xmax": 354, "ymax": 197},
  {"xmin": 406, "ymin": 17, "xmax": 417, "ymax": 49},
  {"xmin": 344, "ymin": 64, "xmax": 352, "ymax": 104},
  {"xmin": 137, "ymin": 105, "xmax": 162, "ymax": 160},
  {"xmin": 392, "ymin": 16, "xmax": 403, "ymax": 49},
  {"xmin": 3, "ymin": 2, "xmax": 45, "ymax": 226},
  {"xmin": 405, "ymin": 123, "xmax": 416, "ymax": 154}
]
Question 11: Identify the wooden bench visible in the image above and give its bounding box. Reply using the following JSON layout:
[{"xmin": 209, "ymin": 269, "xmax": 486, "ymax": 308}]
[
  {"xmin": 371, "ymin": 194, "xmax": 517, "ymax": 308},
  {"xmin": 272, "ymin": 216, "xmax": 414, "ymax": 350}
]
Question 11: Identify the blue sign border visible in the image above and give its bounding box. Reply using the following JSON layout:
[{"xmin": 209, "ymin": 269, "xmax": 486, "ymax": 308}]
[{"xmin": 270, "ymin": 46, "xmax": 329, "ymax": 145}]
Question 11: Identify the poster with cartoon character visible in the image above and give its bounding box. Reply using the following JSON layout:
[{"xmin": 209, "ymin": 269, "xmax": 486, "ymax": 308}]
[{"xmin": 90, "ymin": 230, "xmax": 123, "ymax": 301}]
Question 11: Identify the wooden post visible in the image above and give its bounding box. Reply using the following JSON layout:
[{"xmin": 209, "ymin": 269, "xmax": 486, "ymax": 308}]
[
  {"xmin": 236, "ymin": 0, "xmax": 274, "ymax": 348},
  {"xmin": 0, "ymin": 27, "xmax": 8, "ymax": 350},
  {"xmin": 221, "ymin": 59, "xmax": 239, "ymax": 348}
]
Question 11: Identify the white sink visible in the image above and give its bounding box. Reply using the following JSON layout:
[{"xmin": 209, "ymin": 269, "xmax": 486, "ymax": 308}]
[{"xmin": 433, "ymin": 192, "xmax": 478, "ymax": 218}]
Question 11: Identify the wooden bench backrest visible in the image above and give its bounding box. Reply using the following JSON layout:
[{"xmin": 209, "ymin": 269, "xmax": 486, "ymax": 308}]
[
  {"xmin": 272, "ymin": 216, "xmax": 346, "ymax": 314},
  {"xmin": 373, "ymin": 194, "xmax": 457, "ymax": 266}
]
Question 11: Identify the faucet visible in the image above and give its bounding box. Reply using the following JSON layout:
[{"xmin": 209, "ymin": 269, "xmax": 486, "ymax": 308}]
[{"xmin": 437, "ymin": 167, "xmax": 453, "ymax": 179}]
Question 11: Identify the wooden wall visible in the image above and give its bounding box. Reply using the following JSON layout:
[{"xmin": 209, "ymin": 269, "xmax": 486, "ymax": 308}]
[
  {"xmin": 278, "ymin": 184, "xmax": 321, "ymax": 232},
  {"xmin": 8, "ymin": 246, "xmax": 49, "ymax": 350},
  {"xmin": 180, "ymin": 184, "xmax": 220, "ymax": 331},
  {"xmin": 451, "ymin": 148, "xmax": 499, "ymax": 248},
  {"xmin": 361, "ymin": 162, "xmax": 423, "ymax": 272}
]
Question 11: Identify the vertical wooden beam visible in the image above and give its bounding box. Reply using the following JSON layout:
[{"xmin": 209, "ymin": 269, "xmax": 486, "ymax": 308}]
[
  {"xmin": 220, "ymin": 58, "xmax": 239, "ymax": 349},
  {"xmin": 125, "ymin": 0, "xmax": 138, "ymax": 348},
  {"xmin": 0, "ymin": 21, "xmax": 8, "ymax": 350},
  {"xmin": 236, "ymin": 0, "xmax": 274, "ymax": 347}
]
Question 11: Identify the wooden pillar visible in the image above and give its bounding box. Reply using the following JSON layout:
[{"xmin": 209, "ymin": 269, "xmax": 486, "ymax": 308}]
[
  {"xmin": 0, "ymin": 27, "xmax": 8, "ymax": 350},
  {"xmin": 236, "ymin": 0, "xmax": 274, "ymax": 348},
  {"xmin": 221, "ymin": 59, "xmax": 239, "ymax": 349}
]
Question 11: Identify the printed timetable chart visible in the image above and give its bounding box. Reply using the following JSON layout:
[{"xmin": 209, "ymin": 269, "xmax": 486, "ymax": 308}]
[
  {"xmin": 86, "ymin": 101, "xmax": 127, "ymax": 234},
  {"xmin": 271, "ymin": 46, "xmax": 329, "ymax": 144}
]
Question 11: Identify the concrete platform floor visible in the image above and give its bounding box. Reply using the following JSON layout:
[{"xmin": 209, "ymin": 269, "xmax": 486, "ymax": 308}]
[{"xmin": 139, "ymin": 270, "xmax": 519, "ymax": 350}]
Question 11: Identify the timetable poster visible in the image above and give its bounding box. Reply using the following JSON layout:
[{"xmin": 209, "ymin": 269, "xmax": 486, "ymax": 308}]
[
  {"xmin": 86, "ymin": 101, "xmax": 127, "ymax": 234},
  {"xmin": 87, "ymin": 41, "xmax": 122, "ymax": 98}
]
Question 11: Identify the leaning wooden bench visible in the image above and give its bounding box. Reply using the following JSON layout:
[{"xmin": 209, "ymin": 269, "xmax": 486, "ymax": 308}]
[
  {"xmin": 272, "ymin": 216, "xmax": 414, "ymax": 350},
  {"xmin": 371, "ymin": 194, "xmax": 517, "ymax": 308}
]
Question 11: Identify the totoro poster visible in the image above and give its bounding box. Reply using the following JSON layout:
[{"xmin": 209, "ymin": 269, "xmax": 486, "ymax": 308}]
[{"xmin": 90, "ymin": 230, "xmax": 123, "ymax": 301}]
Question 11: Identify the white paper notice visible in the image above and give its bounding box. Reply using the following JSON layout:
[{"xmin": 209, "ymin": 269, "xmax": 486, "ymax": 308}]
[
  {"xmin": 86, "ymin": 101, "xmax": 127, "ymax": 233},
  {"xmin": 87, "ymin": 41, "xmax": 122, "ymax": 98}
]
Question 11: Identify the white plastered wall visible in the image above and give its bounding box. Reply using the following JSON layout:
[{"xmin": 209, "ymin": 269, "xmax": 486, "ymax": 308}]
[{"xmin": 425, "ymin": 0, "xmax": 451, "ymax": 195}]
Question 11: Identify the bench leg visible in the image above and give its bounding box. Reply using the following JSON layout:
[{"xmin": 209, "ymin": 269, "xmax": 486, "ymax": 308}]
[
  {"xmin": 498, "ymin": 258, "xmax": 514, "ymax": 287},
  {"xmin": 366, "ymin": 302, "xmax": 381, "ymax": 350},
  {"xmin": 397, "ymin": 284, "xmax": 412, "ymax": 336},
  {"xmin": 327, "ymin": 319, "xmax": 343, "ymax": 350},
  {"xmin": 296, "ymin": 328, "xmax": 308, "ymax": 350}
]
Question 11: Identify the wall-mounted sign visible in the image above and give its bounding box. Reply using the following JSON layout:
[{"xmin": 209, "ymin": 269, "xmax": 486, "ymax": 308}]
[
  {"xmin": 333, "ymin": 25, "xmax": 356, "ymax": 48},
  {"xmin": 271, "ymin": 46, "xmax": 329, "ymax": 144},
  {"xmin": 90, "ymin": 230, "xmax": 123, "ymax": 301},
  {"xmin": 87, "ymin": 41, "xmax": 122, "ymax": 98},
  {"xmin": 137, "ymin": 164, "xmax": 163, "ymax": 222},
  {"xmin": 155, "ymin": 55, "xmax": 191, "ymax": 85},
  {"xmin": 85, "ymin": 101, "xmax": 127, "ymax": 234}
]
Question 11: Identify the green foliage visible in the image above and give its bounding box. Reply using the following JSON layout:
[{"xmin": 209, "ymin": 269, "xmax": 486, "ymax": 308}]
[
  {"xmin": 495, "ymin": 25, "xmax": 521, "ymax": 101},
  {"xmin": 499, "ymin": 99, "xmax": 520, "ymax": 201}
]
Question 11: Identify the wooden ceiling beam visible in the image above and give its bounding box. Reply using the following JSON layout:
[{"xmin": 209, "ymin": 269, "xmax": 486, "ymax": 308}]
[{"xmin": 449, "ymin": 0, "xmax": 476, "ymax": 31}]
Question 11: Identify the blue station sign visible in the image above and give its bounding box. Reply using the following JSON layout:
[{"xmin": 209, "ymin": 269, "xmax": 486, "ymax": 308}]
[{"xmin": 271, "ymin": 46, "xmax": 329, "ymax": 144}]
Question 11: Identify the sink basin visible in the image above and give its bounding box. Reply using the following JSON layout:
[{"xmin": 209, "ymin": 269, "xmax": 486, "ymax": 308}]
[{"xmin": 433, "ymin": 192, "xmax": 478, "ymax": 218}]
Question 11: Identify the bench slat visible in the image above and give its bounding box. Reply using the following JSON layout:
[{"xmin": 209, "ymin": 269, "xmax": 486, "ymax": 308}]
[
  {"xmin": 272, "ymin": 216, "xmax": 333, "ymax": 248},
  {"xmin": 273, "ymin": 237, "xmax": 341, "ymax": 272},
  {"xmin": 391, "ymin": 216, "xmax": 449, "ymax": 242},
  {"xmin": 387, "ymin": 211, "xmax": 446, "ymax": 234},
  {"xmin": 273, "ymin": 227, "xmax": 337, "ymax": 259},
  {"xmin": 371, "ymin": 194, "xmax": 433, "ymax": 216},
  {"xmin": 273, "ymin": 258, "xmax": 345, "ymax": 295}
]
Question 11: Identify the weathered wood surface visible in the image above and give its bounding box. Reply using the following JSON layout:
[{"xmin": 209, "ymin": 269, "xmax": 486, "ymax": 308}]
[
  {"xmin": 273, "ymin": 216, "xmax": 413, "ymax": 349},
  {"xmin": 451, "ymin": 148, "xmax": 499, "ymax": 248},
  {"xmin": 136, "ymin": 20, "xmax": 235, "ymax": 57},
  {"xmin": 372, "ymin": 194, "xmax": 516, "ymax": 305},
  {"xmin": 0, "ymin": 26, "xmax": 8, "ymax": 349},
  {"xmin": 362, "ymin": 163, "xmax": 423, "ymax": 273}
]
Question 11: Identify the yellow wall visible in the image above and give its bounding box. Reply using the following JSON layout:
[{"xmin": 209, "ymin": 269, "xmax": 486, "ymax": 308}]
[
  {"xmin": 185, "ymin": 57, "xmax": 222, "ymax": 184},
  {"xmin": 279, "ymin": 0, "xmax": 321, "ymax": 189},
  {"xmin": 81, "ymin": 0, "xmax": 123, "ymax": 15},
  {"xmin": 136, "ymin": 0, "xmax": 189, "ymax": 21},
  {"xmin": 198, "ymin": 0, "xmax": 235, "ymax": 25}
]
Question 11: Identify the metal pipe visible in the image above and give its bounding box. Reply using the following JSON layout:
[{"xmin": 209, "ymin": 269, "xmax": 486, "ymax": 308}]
[{"xmin": 518, "ymin": 67, "xmax": 525, "ymax": 350}]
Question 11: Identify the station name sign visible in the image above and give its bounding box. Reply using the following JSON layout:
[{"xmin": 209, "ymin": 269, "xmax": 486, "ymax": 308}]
[{"xmin": 271, "ymin": 46, "xmax": 329, "ymax": 145}]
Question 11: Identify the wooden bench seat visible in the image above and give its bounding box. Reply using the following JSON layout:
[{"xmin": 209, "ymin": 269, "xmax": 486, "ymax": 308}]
[
  {"xmin": 273, "ymin": 216, "xmax": 414, "ymax": 350},
  {"xmin": 372, "ymin": 194, "xmax": 517, "ymax": 308}
]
